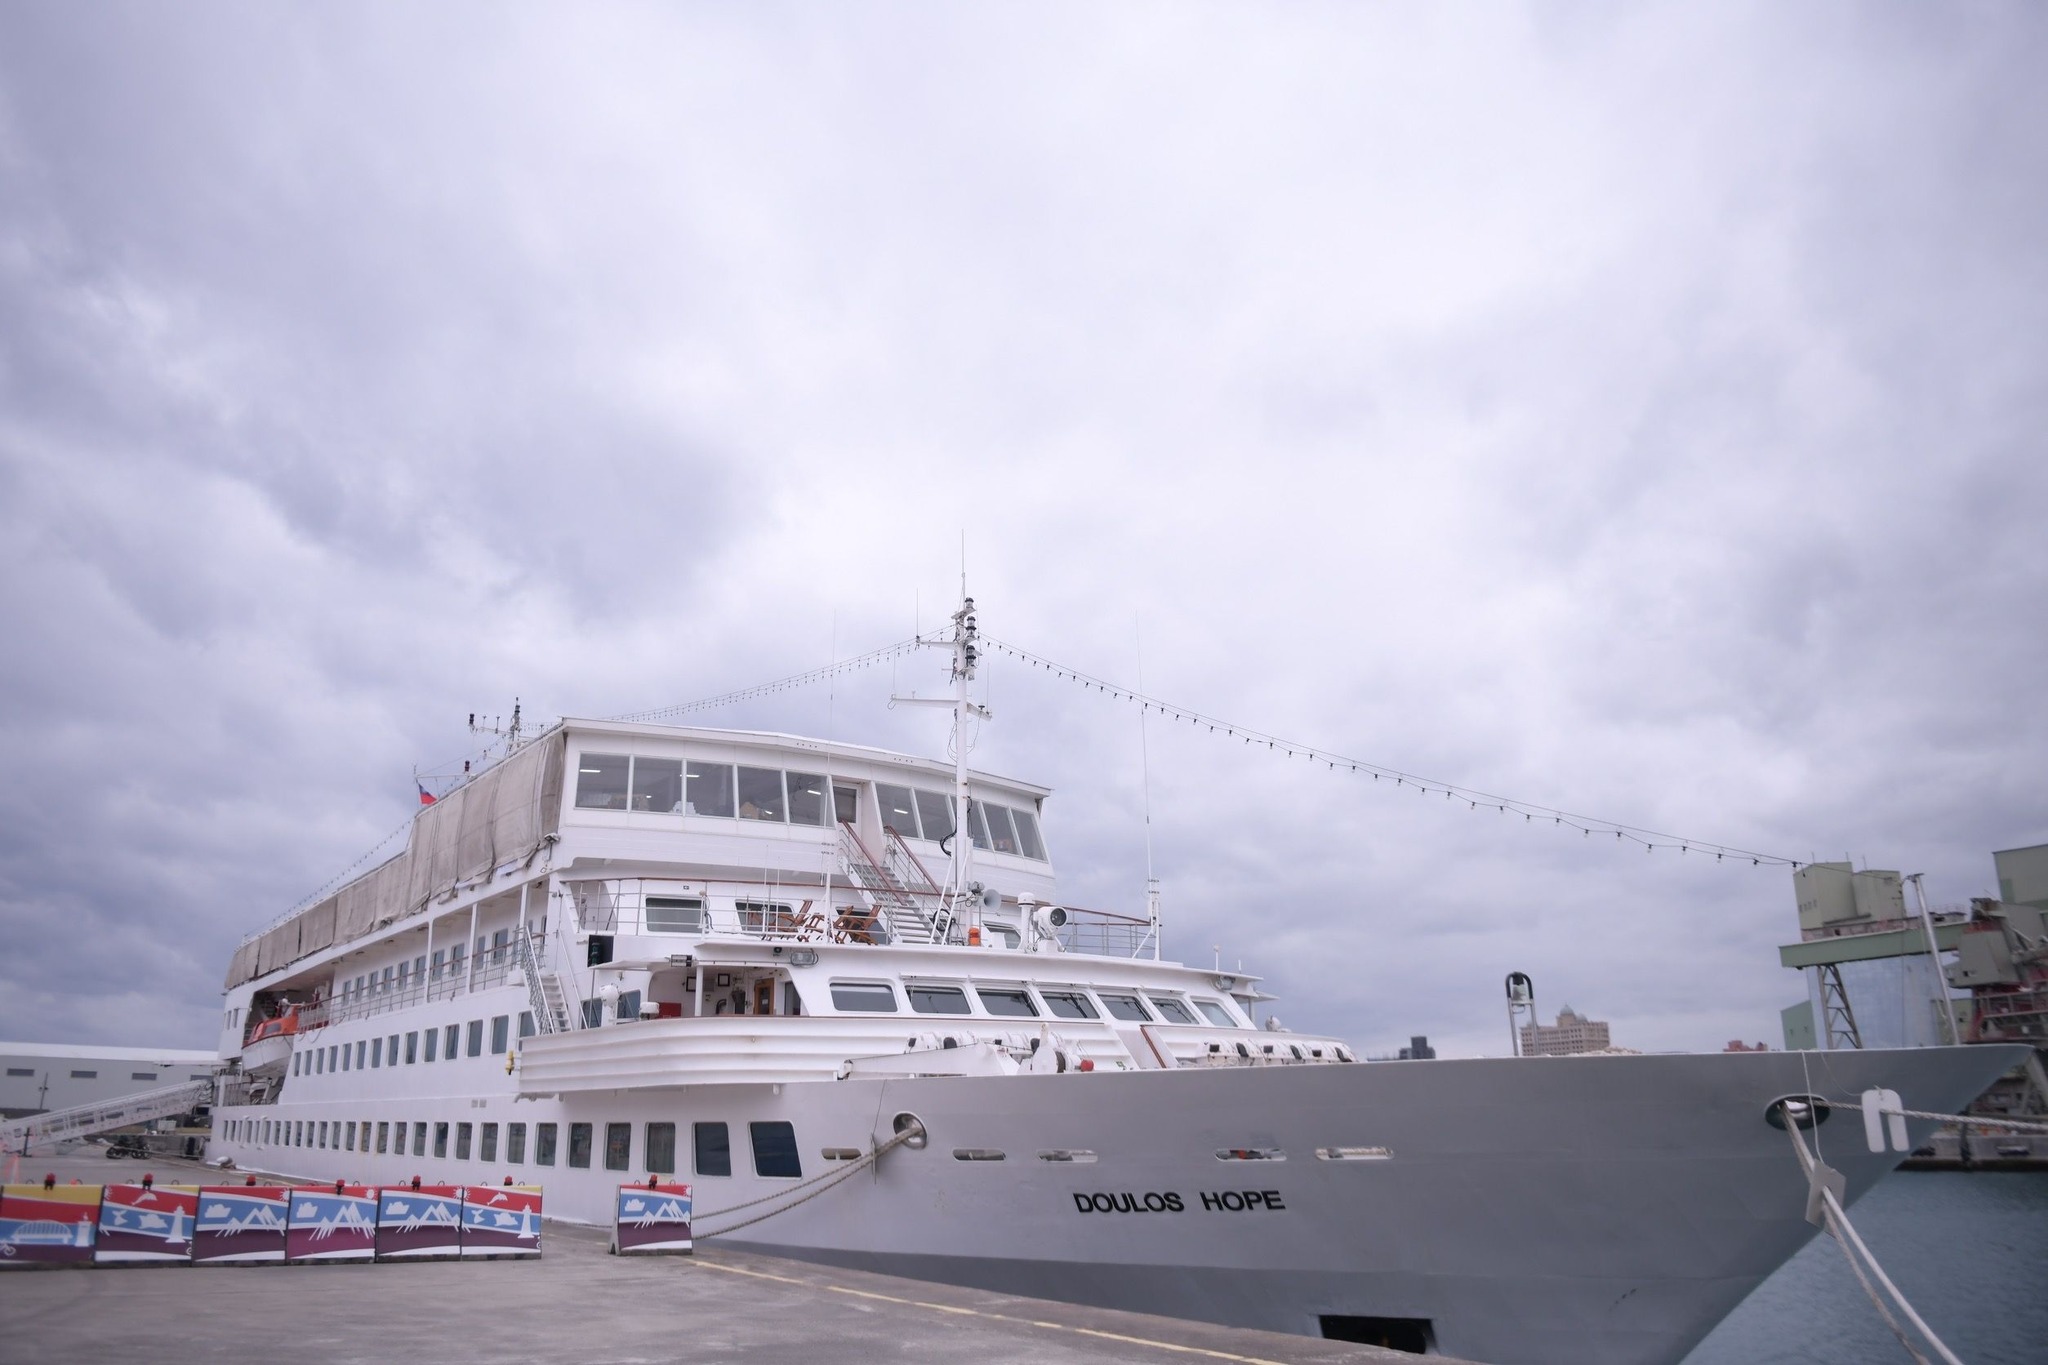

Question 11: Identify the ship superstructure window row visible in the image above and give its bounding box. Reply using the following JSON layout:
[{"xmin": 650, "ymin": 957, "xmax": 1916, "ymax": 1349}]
[{"xmin": 571, "ymin": 751, "xmax": 1047, "ymax": 861}]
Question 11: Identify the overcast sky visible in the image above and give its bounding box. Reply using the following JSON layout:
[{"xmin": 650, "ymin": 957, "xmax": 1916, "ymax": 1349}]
[{"xmin": 2, "ymin": 4, "xmax": 2043, "ymax": 1057}]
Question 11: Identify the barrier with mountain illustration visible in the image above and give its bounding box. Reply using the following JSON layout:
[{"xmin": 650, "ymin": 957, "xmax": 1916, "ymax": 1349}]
[{"xmin": 0, "ymin": 1181, "xmax": 543, "ymax": 1266}]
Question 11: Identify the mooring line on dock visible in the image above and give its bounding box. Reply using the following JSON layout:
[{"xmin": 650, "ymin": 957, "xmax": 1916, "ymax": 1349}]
[{"xmin": 693, "ymin": 1259, "xmax": 1293, "ymax": 1365}]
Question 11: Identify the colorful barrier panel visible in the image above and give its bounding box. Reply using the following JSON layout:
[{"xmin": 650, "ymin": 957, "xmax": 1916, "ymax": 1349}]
[
  {"xmin": 459, "ymin": 1185, "xmax": 543, "ymax": 1259},
  {"xmin": 612, "ymin": 1180, "xmax": 692, "ymax": 1255},
  {"xmin": 286, "ymin": 1184, "xmax": 378, "ymax": 1262},
  {"xmin": 96, "ymin": 1184, "xmax": 198, "ymax": 1263},
  {"xmin": 193, "ymin": 1186, "xmax": 289, "ymax": 1264},
  {"xmin": 376, "ymin": 1185, "xmax": 463, "ymax": 1260},
  {"xmin": 0, "ymin": 1184, "xmax": 100, "ymax": 1265}
]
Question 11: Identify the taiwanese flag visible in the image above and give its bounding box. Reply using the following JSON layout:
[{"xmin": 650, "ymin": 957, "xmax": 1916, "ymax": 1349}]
[{"xmin": 418, "ymin": 782, "xmax": 437, "ymax": 807}]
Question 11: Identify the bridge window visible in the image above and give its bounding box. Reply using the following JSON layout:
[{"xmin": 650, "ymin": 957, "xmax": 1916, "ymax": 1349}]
[
  {"xmin": 686, "ymin": 762, "xmax": 735, "ymax": 817},
  {"xmin": 1097, "ymin": 993, "xmax": 1153, "ymax": 1023},
  {"xmin": 914, "ymin": 790, "xmax": 955, "ymax": 844},
  {"xmin": 984, "ymin": 804, "xmax": 1019, "ymax": 854},
  {"xmin": 737, "ymin": 766, "xmax": 786, "ymax": 821},
  {"xmin": 878, "ymin": 784, "xmax": 919, "ymax": 838},
  {"xmin": 908, "ymin": 984, "xmax": 971, "ymax": 1014},
  {"xmin": 1194, "ymin": 1000, "xmax": 1238, "ymax": 1027},
  {"xmin": 787, "ymin": 771, "xmax": 828, "ymax": 826},
  {"xmin": 1149, "ymin": 997, "xmax": 1198, "ymax": 1025},
  {"xmin": 1041, "ymin": 991, "xmax": 1099, "ymax": 1020},
  {"xmin": 830, "ymin": 982, "xmax": 899, "ymax": 1012},
  {"xmin": 976, "ymin": 987, "xmax": 1038, "ymax": 1018},
  {"xmin": 966, "ymin": 800, "xmax": 990, "ymax": 849},
  {"xmin": 645, "ymin": 896, "xmax": 705, "ymax": 933},
  {"xmin": 574, "ymin": 753, "xmax": 631, "ymax": 810},
  {"xmin": 630, "ymin": 757, "xmax": 683, "ymax": 812},
  {"xmin": 1012, "ymin": 808, "xmax": 1047, "ymax": 860}
]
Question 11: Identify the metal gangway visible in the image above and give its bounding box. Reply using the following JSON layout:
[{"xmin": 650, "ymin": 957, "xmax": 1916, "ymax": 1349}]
[{"xmin": 0, "ymin": 1079, "xmax": 212, "ymax": 1157}]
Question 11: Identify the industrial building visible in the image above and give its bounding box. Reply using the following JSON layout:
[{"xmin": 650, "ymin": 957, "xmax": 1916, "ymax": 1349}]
[
  {"xmin": 1518, "ymin": 1007, "xmax": 1611, "ymax": 1057},
  {"xmin": 0, "ymin": 1041, "xmax": 217, "ymax": 1120}
]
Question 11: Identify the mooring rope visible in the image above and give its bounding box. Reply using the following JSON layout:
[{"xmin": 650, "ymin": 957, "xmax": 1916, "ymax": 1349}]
[
  {"xmin": 1783, "ymin": 1111, "xmax": 1964, "ymax": 1365},
  {"xmin": 692, "ymin": 1124, "xmax": 920, "ymax": 1238}
]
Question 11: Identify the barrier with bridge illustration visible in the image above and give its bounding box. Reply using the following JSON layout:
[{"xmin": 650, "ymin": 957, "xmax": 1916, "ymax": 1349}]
[{"xmin": 0, "ymin": 1181, "xmax": 544, "ymax": 1267}]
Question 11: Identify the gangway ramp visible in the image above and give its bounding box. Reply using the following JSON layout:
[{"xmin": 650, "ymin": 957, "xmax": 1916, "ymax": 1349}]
[{"xmin": 0, "ymin": 1078, "xmax": 211, "ymax": 1156}]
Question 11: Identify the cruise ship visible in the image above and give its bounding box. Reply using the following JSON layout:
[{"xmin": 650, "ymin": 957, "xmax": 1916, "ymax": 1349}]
[{"xmin": 209, "ymin": 602, "xmax": 2022, "ymax": 1365}]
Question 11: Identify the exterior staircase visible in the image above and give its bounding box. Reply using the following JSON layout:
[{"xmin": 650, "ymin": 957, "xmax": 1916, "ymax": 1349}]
[
  {"xmin": 838, "ymin": 823, "xmax": 953, "ymax": 944},
  {"xmin": 514, "ymin": 928, "xmax": 571, "ymax": 1034}
]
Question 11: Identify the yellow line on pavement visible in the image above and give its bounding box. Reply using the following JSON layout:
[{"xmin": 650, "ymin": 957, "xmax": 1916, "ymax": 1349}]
[{"xmin": 694, "ymin": 1259, "xmax": 1290, "ymax": 1364}]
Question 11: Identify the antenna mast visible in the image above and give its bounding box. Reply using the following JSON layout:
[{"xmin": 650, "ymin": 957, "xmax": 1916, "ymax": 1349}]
[
  {"xmin": 893, "ymin": 592, "xmax": 991, "ymax": 915},
  {"xmin": 1136, "ymin": 620, "xmax": 1161, "ymax": 960}
]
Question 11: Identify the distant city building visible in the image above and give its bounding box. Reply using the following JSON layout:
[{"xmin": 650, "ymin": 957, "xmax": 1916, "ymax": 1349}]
[
  {"xmin": 1519, "ymin": 1007, "xmax": 1611, "ymax": 1057},
  {"xmin": 1722, "ymin": 1040, "xmax": 1771, "ymax": 1053},
  {"xmin": 1398, "ymin": 1035, "xmax": 1435, "ymax": 1060}
]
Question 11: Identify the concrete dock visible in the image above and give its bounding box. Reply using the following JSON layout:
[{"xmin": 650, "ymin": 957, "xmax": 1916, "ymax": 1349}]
[{"xmin": 1, "ymin": 1149, "xmax": 1472, "ymax": 1364}]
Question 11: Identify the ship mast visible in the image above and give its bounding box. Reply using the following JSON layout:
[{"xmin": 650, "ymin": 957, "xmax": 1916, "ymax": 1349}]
[{"xmin": 894, "ymin": 593, "xmax": 990, "ymax": 912}]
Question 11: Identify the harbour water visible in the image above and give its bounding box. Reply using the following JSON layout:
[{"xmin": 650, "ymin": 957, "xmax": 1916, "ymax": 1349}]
[{"xmin": 1682, "ymin": 1171, "xmax": 2048, "ymax": 1365}]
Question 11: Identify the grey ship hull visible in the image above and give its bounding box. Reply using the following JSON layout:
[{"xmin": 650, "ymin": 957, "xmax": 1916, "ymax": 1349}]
[{"xmin": 699, "ymin": 1045, "xmax": 2019, "ymax": 1365}]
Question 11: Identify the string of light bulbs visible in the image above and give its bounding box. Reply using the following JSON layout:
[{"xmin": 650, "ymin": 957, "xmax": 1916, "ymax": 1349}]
[
  {"xmin": 609, "ymin": 636, "xmax": 927, "ymax": 724},
  {"xmin": 981, "ymin": 637, "xmax": 1803, "ymax": 869}
]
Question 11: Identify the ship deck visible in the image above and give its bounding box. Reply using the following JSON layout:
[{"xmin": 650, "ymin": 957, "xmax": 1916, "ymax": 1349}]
[{"xmin": 0, "ymin": 1148, "xmax": 1482, "ymax": 1365}]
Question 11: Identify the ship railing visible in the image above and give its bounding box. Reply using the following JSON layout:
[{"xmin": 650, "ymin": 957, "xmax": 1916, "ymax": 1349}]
[
  {"xmin": 565, "ymin": 876, "xmax": 905, "ymax": 946},
  {"xmin": 317, "ymin": 947, "xmax": 532, "ymax": 1027},
  {"xmin": 1055, "ymin": 907, "xmax": 1154, "ymax": 959}
]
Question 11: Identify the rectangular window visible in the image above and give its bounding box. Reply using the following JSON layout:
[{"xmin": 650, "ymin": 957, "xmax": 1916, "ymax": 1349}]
[
  {"xmin": 908, "ymin": 984, "xmax": 972, "ymax": 1015},
  {"xmin": 491, "ymin": 929, "xmax": 508, "ymax": 964},
  {"xmin": 431, "ymin": 947, "xmax": 446, "ymax": 980},
  {"xmin": 318, "ymin": 1121, "xmax": 328, "ymax": 1149},
  {"xmin": 830, "ymin": 982, "xmax": 899, "ymax": 1012},
  {"xmin": 355, "ymin": 1040, "xmax": 366, "ymax": 1069},
  {"xmin": 292, "ymin": 1054, "xmax": 300, "ymax": 1076},
  {"xmin": 397, "ymin": 961, "xmax": 410, "ymax": 992},
  {"xmin": 449, "ymin": 943, "xmax": 465, "ymax": 978},
  {"xmin": 434, "ymin": 1122, "xmax": 449, "ymax": 1159},
  {"xmin": 536, "ymin": 1122, "xmax": 557, "ymax": 1166},
  {"xmin": 604, "ymin": 1122, "xmax": 631, "ymax": 1171},
  {"xmin": 481, "ymin": 1122, "xmax": 498, "ymax": 1162},
  {"xmin": 574, "ymin": 752, "xmax": 631, "ymax": 809},
  {"xmin": 735, "ymin": 900, "xmax": 790, "ymax": 935},
  {"xmin": 644, "ymin": 896, "xmax": 705, "ymax": 933},
  {"xmin": 490, "ymin": 1016, "xmax": 509, "ymax": 1053},
  {"xmin": 736, "ymin": 765, "xmax": 786, "ymax": 821},
  {"xmin": 913, "ymin": 789, "xmax": 954, "ymax": 844},
  {"xmin": 833, "ymin": 784, "xmax": 858, "ymax": 824},
  {"xmin": 629, "ymin": 756, "xmax": 684, "ymax": 813},
  {"xmin": 388, "ymin": 1033, "xmax": 398, "ymax": 1064},
  {"xmin": 130, "ymin": 1071, "xmax": 155, "ymax": 1081},
  {"xmin": 1012, "ymin": 807, "xmax": 1047, "ymax": 861},
  {"xmin": 341, "ymin": 1045, "xmax": 351, "ymax": 1072},
  {"xmin": 328, "ymin": 1045, "xmax": 339, "ymax": 1070},
  {"xmin": 965, "ymin": 798, "xmax": 991, "ymax": 850},
  {"xmin": 646, "ymin": 1122, "xmax": 676, "ymax": 1174},
  {"xmin": 685, "ymin": 761, "xmax": 735, "ymax": 817},
  {"xmin": 984, "ymin": 804, "xmax": 1020, "ymax": 855},
  {"xmin": 519, "ymin": 1011, "xmax": 535, "ymax": 1040},
  {"xmin": 616, "ymin": 990, "xmax": 641, "ymax": 1021},
  {"xmin": 418, "ymin": 1029, "xmax": 432, "ymax": 1063},
  {"xmin": 582, "ymin": 999, "xmax": 604, "ymax": 1029},
  {"xmin": 568, "ymin": 1122, "xmax": 592, "ymax": 1169},
  {"xmin": 1149, "ymin": 997, "xmax": 1198, "ymax": 1025},
  {"xmin": 456, "ymin": 1122, "xmax": 473, "ymax": 1160},
  {"xmin": 413, "ymin": 954, "xmax": 426, "ymax": 980},
  {"xmin": 371, "ymin": 1038, "xmax": 382, "ymax": 1068},
  {"xmin": 412, "ymin": 1121, "xmax": 426, "ymax": 1155},
  {"xmin": 446, "ymin": 1024, "xmax": 461, "ymax": 1059},
  {"xmin": 976, "ymin": 987, "xmax": 1038, "ymax": 1018},
  {"xmin": 1098, "ymin": 993, "xmax": 1153, "ymax": 1022},
  {"xmin": 785, "ymin": 770, "xmax": 828, "ymax": 826},
  {"xmin": 376, "ymin": 1121, "xmax": 389, "ymax": 1154},
  {"xmin": 693, "ymin": 1122, "xmax": 732, "ymax": 1177},
  {"xmin": 1041, "ymin": 990, "xmax": 1099, "ymax": 1020},
  {"xmin": 467, "ymin": 1020, "xmax": 484, "ymax": 1057},
  {"xmin": 6, "ymin": 1067, "xmax": 32, "ymax": 1077},
  {"xmin": 750, "ymin": 1121, "xmax": 802, "ymax": 1178},
  {"xmin": 877, "ymin": 784, "xmax": 919, "ymax": 838},
  {"xmin": 507, "ymin": 1122, "xmax": 526, "ymax": 1164},
  {"xmin": 345, "ymin": 1122, "xmax": 356, "ymax": 1152},
  {"xmin": 1194, "ymin": 999, "xmax": 1237, "ymax": 1027}
]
